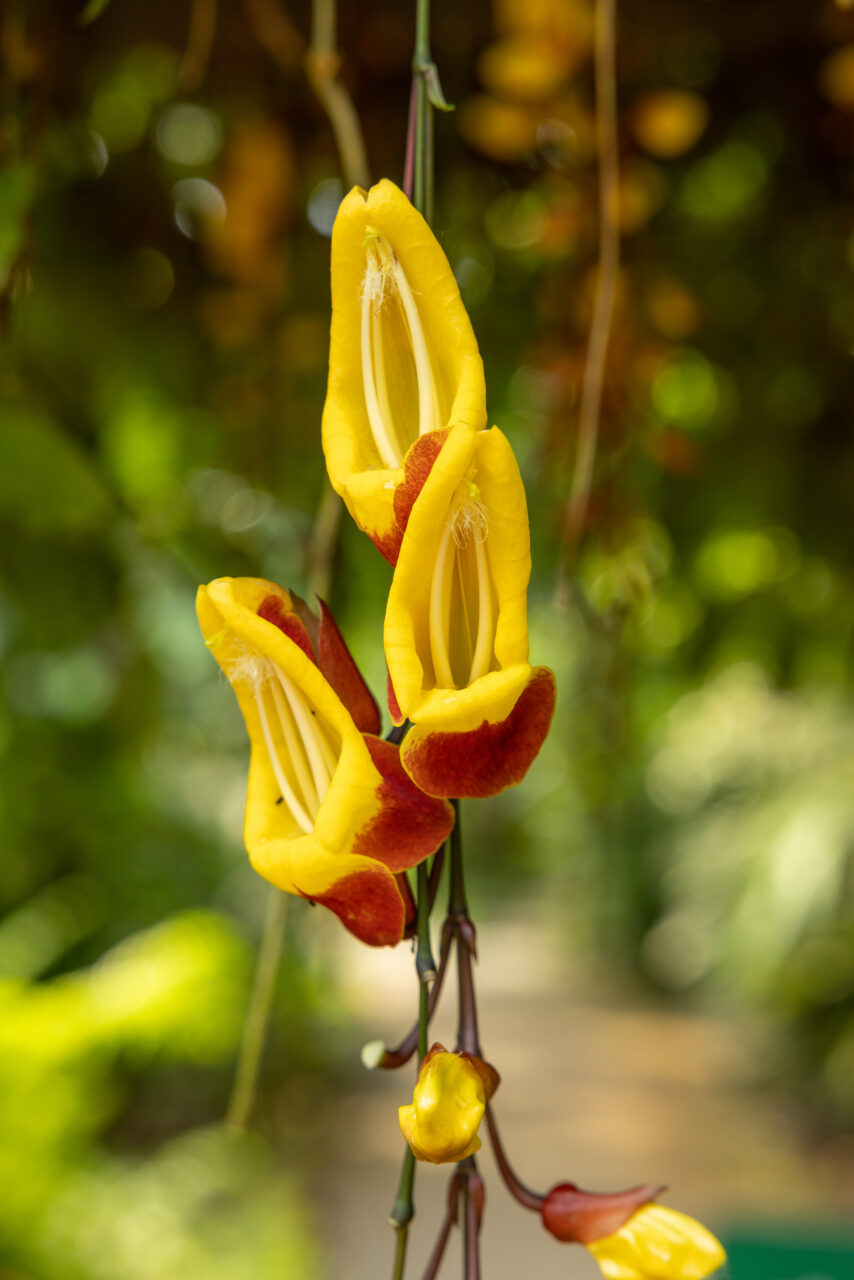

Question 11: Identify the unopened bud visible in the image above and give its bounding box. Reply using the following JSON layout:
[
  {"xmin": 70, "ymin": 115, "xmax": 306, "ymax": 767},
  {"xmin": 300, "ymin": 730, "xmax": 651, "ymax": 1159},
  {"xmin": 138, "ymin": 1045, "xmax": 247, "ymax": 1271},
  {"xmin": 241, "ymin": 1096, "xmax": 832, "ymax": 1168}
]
[
  {"xmin": 361, "ymin": 1039, "xmax": 387, "ymax": 1070},
  {"xmin": 398, "ymin": 1042, "xmax": 499, "ymax": 1164}
]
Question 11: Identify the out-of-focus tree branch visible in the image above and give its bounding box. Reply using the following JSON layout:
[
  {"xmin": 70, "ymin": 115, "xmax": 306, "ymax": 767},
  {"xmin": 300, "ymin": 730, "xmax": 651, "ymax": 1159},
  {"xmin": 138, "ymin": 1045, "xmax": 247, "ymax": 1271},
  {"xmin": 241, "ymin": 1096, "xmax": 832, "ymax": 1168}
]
[{"xmin": 556, "ymin": 0, "xmax": 620, "ymax": 608}]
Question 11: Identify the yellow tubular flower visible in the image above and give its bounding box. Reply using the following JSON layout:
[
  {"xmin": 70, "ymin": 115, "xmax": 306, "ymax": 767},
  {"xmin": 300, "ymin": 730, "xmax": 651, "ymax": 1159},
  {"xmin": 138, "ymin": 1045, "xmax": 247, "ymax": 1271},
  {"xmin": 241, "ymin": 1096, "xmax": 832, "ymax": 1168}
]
[
  {"xmin": 322, "ymin": 180, "xmax": 487, "ymax": 563},
  {"xmin": 398, "ymin": 1044, "xmax": 499, "ymax": 1164},
  {"xmin": 541, "ymin": 1183, "xmax": 726, "ymax": 1280},
  {"xmin": 197, "ymin": 578, "xmax": 453, "ymax": 946},
  {"xmin": 384, "ymin": 420, "xmax": 556, "ymax": 798},
  {"xmin": 588, "ymin": 1206, "xmax": 726, "ymax": 1280}
]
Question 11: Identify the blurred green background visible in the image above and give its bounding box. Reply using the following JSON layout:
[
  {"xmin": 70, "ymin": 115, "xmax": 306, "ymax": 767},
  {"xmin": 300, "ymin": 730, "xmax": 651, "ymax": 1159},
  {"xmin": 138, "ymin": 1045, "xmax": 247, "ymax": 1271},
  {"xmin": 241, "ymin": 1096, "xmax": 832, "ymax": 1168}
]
[{"xmin": 2, "ymin": 0, "xmax": 854, "ymax": 1275}]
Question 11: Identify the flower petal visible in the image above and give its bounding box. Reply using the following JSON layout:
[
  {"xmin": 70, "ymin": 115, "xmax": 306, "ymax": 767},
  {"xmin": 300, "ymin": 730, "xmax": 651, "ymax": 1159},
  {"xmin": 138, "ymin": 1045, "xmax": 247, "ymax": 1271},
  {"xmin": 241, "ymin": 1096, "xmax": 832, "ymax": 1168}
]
[
  {"xmin": 198, "ymin": 577, "xmax": 445, "ymax": 946},
  {"xmin": 399, "ymin": 666, "xmax": 556, "ymax": 798},
  {"xmin": 322, "ymin": 180, "xmax": 486, "ymax": 553},
  {"xmin": 315, "ymin": 598, "xmax": 381, "ymax": 734},
  {"xmin": 588, "ymin": 1205, "xmax": 726, "ymax": 1280},
  {"xmin": 355, "ymin": 736, "xmax": 454, "ymax": 870}
]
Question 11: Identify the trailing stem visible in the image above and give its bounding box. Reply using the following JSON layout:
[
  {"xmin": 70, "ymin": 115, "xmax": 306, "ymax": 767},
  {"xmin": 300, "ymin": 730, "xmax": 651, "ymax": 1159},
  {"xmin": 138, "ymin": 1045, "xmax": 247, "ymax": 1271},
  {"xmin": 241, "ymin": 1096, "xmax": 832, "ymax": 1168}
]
[
  {"xmin": 556, "ymin": 0, "xmax": 620, "ymax": 604},
  {"xmin": 390, "ymin": 856, "xmax": 436, "ymax": 1278},
  {"xmin": 225, "ymin": 888, "xmax": 288, "ymax": 1130}
]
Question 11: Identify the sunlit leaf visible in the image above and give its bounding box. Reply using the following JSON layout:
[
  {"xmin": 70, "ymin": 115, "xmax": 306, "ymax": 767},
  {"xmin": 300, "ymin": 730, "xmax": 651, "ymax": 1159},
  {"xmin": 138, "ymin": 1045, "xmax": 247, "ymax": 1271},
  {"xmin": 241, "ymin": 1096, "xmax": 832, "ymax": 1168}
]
[{"xmin": 0, "ymin": 404, "xmax": 111, "ymax": 533}]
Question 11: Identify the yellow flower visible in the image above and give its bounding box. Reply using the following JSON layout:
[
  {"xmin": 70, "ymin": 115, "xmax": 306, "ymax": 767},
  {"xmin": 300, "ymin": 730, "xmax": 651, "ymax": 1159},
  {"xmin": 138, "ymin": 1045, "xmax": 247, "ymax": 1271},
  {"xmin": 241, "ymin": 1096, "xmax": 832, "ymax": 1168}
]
[
  {"xmin": 197, "ymin": 577, "xmax": 453, "ymax": 945},
  {"xmin": 384, "ymin": 420, "xmax": 556, "ymax": 798},
  {"xmin": 588, "ymin": 1206, "xmax": 726, "ymax": 1280},
  {"xmin": 541, "ymin": 1183, "xmax": 725, "ymax": 1280},
  {"xmin": 322, "ymin": 179, "xmax": 487, "ymax": 563},
  {"xmin": 398, "ymin": 1044, "xmax": 499, "ymax": 1164}
]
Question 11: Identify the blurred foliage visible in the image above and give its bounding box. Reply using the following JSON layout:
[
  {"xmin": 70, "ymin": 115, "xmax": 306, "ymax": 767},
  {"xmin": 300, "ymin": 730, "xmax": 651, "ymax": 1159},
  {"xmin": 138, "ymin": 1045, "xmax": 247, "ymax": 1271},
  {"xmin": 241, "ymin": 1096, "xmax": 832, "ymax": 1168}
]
[{"xmin": 2, "ymin": 0, "xmax": 854, "ymax": 1272}]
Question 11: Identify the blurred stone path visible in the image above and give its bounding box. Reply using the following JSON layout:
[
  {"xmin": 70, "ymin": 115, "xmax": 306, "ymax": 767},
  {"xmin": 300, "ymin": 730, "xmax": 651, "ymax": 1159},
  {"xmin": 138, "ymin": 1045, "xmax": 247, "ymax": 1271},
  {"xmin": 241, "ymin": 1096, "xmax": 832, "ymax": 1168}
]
[{"xmin": 306, "ymin": 908, "xmax": 852, "ymax": 1280}]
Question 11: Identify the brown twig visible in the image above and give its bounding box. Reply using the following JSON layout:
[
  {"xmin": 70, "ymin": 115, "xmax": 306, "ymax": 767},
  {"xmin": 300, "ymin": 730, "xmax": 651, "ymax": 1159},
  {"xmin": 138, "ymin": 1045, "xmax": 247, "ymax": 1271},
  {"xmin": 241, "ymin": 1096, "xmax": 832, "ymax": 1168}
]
[
  {"xmin": 556, "ymin": 0, "xmax": 620, "ymax": 606},
  {"xmin": 305, "ymin": 0, "xmax": 370, "ymax": 190},
  {"xmin": 484, "ymin": 1104, "xmax": 544, "ymax": 1212},
  {"xmin": 179, "ymin": 0, "xmax": 218, "ymax": 92},
  {"xmin": 420, "ymin": 1172, "xmax": 461, "ymax": 1280},
  {"xmin": 242, "ymin": 0, "xmax": 303, "ymax": 71},
  {"xmin": 460, "ymin": 1159, "xmax": 484, "ymax": 1280}
]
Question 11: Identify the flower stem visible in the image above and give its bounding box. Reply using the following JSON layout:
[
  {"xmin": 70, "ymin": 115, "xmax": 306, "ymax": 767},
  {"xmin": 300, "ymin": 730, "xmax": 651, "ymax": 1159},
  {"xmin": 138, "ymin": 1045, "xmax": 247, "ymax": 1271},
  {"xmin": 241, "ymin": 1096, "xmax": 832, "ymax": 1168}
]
[
  {"xmin": 390, "ymin": 858, "xmax": 436, "ymax": 1276},
  {"xmin": 225, "ymin": 887, "xmax": 287, "ymax": 1130},
  {"xmin": 378, "ymin": 919, "xmax": 452, "ymax": 1068},
  {"xmin": 556, "ymin": 0, "xmax": 620, "ymax": 603},
  {"xmin": 449, "ymin": 802, "xmax": 480, "ymax": 1056},
  {"xmin": 484, "ymin": 1104, "xmax": 544, "ymax": 1211},
  {"xmin": 460, "ymin": 1157, "xmax": 484, "ymax": 1280},
  {"xmin": 411, "ymin": 0, "xmax": 433, "ymax": 221},
  {"xmin": 390, "ymin": 1146, "xmax": 417, "ymax": 1278}
]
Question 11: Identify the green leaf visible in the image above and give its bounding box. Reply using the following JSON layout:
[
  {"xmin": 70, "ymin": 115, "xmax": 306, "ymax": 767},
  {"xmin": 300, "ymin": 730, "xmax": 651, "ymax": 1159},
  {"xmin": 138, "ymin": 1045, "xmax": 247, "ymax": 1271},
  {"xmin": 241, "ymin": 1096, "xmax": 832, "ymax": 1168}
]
[
  {"xmin": 77, "ymin": 0, "xmax": 114, "ymax": 26},
  {"xmin": 0, "ymin": 403, "xmax": 111, "ymax": 533}
]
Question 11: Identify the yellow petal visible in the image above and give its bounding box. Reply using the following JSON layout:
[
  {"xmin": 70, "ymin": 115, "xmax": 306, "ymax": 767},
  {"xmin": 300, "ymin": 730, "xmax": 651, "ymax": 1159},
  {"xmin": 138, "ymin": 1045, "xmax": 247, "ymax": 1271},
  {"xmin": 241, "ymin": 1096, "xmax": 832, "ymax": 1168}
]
[
  {"xmin": 588, "ymin": 1205, "xmax": 726, "ymax": 1280},
  {"xmin": 197, "ymin": 578, "xmax": 405, "ymax": 943},
  {"xmin": 322, "ymin": 180, "xmax": 487, "ymax": 552},
  {"xmin": 384, "ymin": 421, "xmax": 531, "ymax": 726},
  {"xmin": 398, "ymin": 1050, "xmax": 487, "ymax": 1164}
]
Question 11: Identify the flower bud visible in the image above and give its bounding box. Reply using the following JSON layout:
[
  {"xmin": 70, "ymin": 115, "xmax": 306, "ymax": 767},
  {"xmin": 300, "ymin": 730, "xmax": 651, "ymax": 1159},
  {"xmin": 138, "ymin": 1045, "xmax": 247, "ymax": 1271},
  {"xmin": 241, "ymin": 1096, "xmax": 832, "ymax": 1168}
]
[
  {"xmin": 541, "ymin": 1183, "xmax": 726, "ymax": 1280},
  {"xmin": 398, "ymin": 1043, "xmax": 499, "ymax": 1164}
]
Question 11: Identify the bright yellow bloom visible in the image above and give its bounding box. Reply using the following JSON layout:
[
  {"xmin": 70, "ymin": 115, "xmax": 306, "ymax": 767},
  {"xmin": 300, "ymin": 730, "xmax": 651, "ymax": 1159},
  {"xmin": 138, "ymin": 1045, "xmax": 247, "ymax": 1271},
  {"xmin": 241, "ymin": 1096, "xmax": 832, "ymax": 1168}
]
[
  {"xmin": 322, "ymin": 179, "xmax": 487, "ymax": 563},
  {"xmin": 398, "ymin": 1044, "xmax": 499, "ymax": 1164},
  {"xmin": 588, "ymin": 1205, "xmax": 726, "ymax": 1280},
  {"xmin": 197, "ymin": 577, "xmax": 453, "ymax": 945},
  {"xmin": 384, "ymin": 420, "xmax": 555, "ymax": 798}
]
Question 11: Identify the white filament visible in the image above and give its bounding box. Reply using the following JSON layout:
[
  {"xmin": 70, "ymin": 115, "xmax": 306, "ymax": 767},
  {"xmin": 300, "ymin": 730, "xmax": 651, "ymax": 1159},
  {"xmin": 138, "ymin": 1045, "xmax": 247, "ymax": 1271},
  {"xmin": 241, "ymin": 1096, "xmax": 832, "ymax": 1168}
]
[
  {"xmin": 269, "ymin": 675, "xmax": 319, "ymax": 814},
  {"xmin": 387, "ymin": 256, "xmax": 440, "ymax": 438},
  {"xmin": 469, "ymin": 536, "xmax": 493, "ymax": 681},
  {"xmin": 360, "ymin": 271, "xmax": 401, "ymax": 469},
  {"xmin": 254, "ymin": 686, "xmax": 314, "ymax": 834},
  {"xmin": 429, "ymin": 522, "xmax": 456, "ymax": 689},
  {"xmin": 271, "ymin": 661, "xmax": 335, "ymax": 804},
  {"xmin": 359, "ymin": 235, "xmax": 441, "ymax": 469},
  {"xmin": 428, "ymin": 508, "xmax": 495, "ymax": 689}
]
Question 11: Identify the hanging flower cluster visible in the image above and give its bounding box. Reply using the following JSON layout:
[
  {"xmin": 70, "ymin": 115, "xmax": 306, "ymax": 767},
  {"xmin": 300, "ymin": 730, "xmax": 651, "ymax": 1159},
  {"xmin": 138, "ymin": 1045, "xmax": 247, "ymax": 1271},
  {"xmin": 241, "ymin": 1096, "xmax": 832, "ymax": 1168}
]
[{"xmin": 197, "ymin": 176, "xmax": 724, "ymax": 1280}]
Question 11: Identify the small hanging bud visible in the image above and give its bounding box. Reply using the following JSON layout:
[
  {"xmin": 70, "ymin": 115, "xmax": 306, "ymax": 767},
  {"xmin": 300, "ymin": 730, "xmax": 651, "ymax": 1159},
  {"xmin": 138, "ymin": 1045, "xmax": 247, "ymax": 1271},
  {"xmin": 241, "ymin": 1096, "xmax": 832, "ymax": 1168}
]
[{"xmin": 398, "ymin": 1043, "xmax": 499, "ymax": 1164}]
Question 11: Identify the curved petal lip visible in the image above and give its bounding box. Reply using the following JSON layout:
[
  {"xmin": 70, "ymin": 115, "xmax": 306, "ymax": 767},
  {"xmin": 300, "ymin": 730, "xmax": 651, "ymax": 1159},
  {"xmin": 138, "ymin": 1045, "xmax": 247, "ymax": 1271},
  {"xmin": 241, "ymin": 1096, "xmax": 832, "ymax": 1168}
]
[
  {"xmin": 306, "ymin": 865, "xmax": 406, "ymax": 947},
  {"xmin": 400, "ymin": 667, "xmax": 556, "ymax": 798}
]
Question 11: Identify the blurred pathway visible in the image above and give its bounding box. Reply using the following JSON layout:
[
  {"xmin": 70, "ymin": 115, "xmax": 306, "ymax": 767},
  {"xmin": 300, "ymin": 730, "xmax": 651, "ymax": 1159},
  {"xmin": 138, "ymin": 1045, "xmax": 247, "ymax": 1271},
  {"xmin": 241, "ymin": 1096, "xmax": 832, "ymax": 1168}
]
[{"xmin": 301, "ymin": 908, "xmax": 852, "ymax": 1279}]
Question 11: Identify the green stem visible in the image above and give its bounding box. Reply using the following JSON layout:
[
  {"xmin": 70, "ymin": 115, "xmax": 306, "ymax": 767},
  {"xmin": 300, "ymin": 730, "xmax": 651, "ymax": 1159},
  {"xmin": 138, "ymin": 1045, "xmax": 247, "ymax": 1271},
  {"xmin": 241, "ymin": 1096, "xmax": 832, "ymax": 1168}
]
[
  {"xmin": 390, "ymin": 859, "xmax": 436, "ymax": 1277},
  {"xmin": 412, "ymin": 0, "xmax": 432, "ymax": 221},
  {"xmin": 225, "ymin": 887, "xmax": 287, "ymax": 1130},
  {"xmin": 449, "ymin": 799, "xmax": 467, "ymax": 918}
]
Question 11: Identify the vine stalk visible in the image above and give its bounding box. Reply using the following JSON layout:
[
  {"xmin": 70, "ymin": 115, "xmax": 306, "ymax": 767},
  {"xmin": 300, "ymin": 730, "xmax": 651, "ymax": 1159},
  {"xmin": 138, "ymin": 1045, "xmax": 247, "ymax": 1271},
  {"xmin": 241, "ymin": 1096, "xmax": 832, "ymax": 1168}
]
[{"xmin": 556, "ymin": 0, "xmax": 620, "ymax": 605}]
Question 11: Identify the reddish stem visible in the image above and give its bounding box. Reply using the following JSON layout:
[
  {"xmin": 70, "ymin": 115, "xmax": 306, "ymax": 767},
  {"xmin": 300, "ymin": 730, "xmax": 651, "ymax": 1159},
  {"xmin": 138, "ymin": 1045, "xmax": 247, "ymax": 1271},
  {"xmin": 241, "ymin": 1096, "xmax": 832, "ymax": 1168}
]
[
  {"xmin": 420, "ymin": 1172, "xmax": 461, "ymax": 1280},
  {"xmin": 484, "ymin": 1104, "xmax": 544, "ymax": 1212}
]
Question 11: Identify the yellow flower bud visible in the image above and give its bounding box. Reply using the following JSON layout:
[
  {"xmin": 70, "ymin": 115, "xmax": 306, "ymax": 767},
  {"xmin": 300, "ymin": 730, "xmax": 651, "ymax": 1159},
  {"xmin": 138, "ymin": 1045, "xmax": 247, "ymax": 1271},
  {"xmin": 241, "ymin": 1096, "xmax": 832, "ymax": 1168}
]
[
  {"xmin": 587, "ymin": 1204, "xmax": 726, "ymax": 1280},
  {"xmin": 398, "ymin": 1044, "xmax": 499, "ymax": 1164}
]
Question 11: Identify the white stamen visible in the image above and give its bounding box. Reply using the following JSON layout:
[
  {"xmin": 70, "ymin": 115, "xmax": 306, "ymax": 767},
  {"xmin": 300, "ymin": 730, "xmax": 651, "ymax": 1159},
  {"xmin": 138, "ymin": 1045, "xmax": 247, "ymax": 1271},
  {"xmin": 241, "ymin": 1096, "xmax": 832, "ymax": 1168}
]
[
  {"xmin": 388, "ymin": 257, "xmax": 439, "ymax": 437},
  {"xmin": 360, "ymin": 261, "xmax": 401, "ymax": 469},
  {"xmin": 469, "ymin": 536, "xmax": 493, "ymax": 682},
  {"xmin": 429, "ymin": 523, "xmax": 456, "ymax": 689},
  {"xmin": 272, "ymin": 661, "xmax": 334, "ymax": 804},
  {"xmin": 269, "ymin": 676, "xmax": 319, "ymax": 815},
  {"xmin": 254, "ymin": 686, "xmax": 313, "ymax": 834}
]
